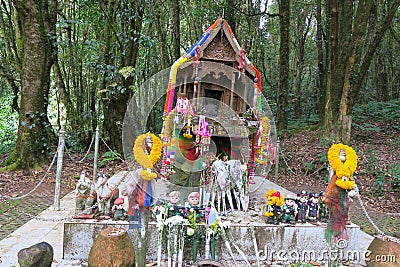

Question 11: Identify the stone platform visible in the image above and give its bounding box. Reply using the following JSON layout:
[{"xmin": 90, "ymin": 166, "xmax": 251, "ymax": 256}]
[
  {"xmin": 63, "ymin": 218, "xmax": 362, "ymax": 264},
  {"xmin": 64, "ymin": 172, "xmax": 365, "ymax": 265}
]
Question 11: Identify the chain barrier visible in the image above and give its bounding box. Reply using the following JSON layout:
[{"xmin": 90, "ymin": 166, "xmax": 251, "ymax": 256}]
[
  {"xmin": 79, "ymin": 136, "xmax": 95, "ymax": 162},
  {"xmin": 0, "ymin": 130, "xmax": 90, "ymax": 222},
  {"xmin": 356, "ymin": 194, "xmax": 400, "ymax": 244},
  {"xmin": 278, "ymin": 148, "xmax": 298, "ymax": 176},
  {"xmin": 0, "ymin": 149, "xmax": 58, "ymax": 201},
  {"xmin": 101, "ymin": 137, "xmax": 126, "ymax": 162},
  {"xmin": 0, "ymin": 131, "xmax": 138, "ymax": 223}
]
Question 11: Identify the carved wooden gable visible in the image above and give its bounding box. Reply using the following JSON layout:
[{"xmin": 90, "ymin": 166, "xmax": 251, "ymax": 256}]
[{"xmin": 202, "ymin": 29, "xmax": 236, "ymax": 61}]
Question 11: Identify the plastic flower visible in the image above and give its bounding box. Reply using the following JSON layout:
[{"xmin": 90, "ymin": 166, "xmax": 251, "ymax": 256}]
[{"xmin": 265, "ymin": 211, "xmax": 274, "ymax": 217}]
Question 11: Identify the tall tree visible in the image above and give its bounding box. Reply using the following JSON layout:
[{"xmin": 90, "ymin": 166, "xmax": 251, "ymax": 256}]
[
  {"xmin": 172, "ymin": 0, "xmax": 181, "ymax": 59},
  {"xmin": 150, "ymin": 0, "xmax": 170, "ymax": 69},
  {"xmin": 100, "ymin": 0, "xmax": 145, "ymax": 153},
  {"xmin": 0, "ymin": 0, "xmax": 21, "ymax": 113},
  {"xmin": 316, "ymin": 0, "xmax": 326, "ymax": 124},
  {"xmin": 277, "ymin": 0, "xmax": 290, "ymax": 134},
  {"xmin": 293, "ymin": 4, "xmax": 311, "ymax": 119},
  {"xmin": 324, "ymin": 0, "xmax": 400, "ymax": 142},
  {"xmin": 2, "ymin": 0, "xmax": 55, "ymax": 169}
]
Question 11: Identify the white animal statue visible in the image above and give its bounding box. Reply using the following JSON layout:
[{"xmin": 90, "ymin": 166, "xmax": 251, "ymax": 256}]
[
  {"xmin": 212, "ymin": 159, "xmax": 229, "ymax": 214},
  {"xmin": 226, "ymin": 160, "xmax": 246, "ymax": 211},
  {"xmin": 95, "ymin": 172, "xmax": 118, "ymax": 217},
  {"xmin": 75, "ymin": 171, "xmax": 96, "ymax": 218}
]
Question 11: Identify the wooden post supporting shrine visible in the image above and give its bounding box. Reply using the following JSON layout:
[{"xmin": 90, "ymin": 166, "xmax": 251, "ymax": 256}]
[
  {"xmin": 183, "ymin": 76, "xmax": 187, "ymax": 95},
  {"xmin": 242, "ymin": 72, "xmax": 247, "ymax": 114},
  {"xmin": 230, "ymin": 72, "xmax": 235, "ymax": 109}
]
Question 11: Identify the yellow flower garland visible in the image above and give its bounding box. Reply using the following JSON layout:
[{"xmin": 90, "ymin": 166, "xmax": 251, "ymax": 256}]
[
  {"xmin": 328, "ymin": 143, "xmax": 358, "ymax": 190},
  {"xmin": 133, "ymin": 133, "xmax": 162, "ymax": 181}
]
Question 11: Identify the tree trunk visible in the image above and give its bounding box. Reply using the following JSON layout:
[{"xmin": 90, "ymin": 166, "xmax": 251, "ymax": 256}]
[
  {"xmin": 101, "ymin": 0, "xmax": 144, "ymax": 154},
  {"xmin": 224, "ymin": 0, "xmax": 237, "ymax": 37},
  {"xmin": 150, "ymin": 0, "xmax": 170, "ymax": 69},
  {"xmin": 172, "ymin": 0, "xmax": 181, "ymax": 59},
  {"xmin": 3, "ymin": 0, "xmax": 55, "ymax": 170},
  {"xmin": 339, "ymin": 1, "xmax": 373, "ymax": 143},
  {"xmin": 316, "ymin": 0, "xmax": 326, "ymax": 125},
  {"xmin": 327, "ymin": 0, "xmax": 400, "ymax": 143},
  {"xmin": 324, "ymin": 0, "xmax": 339, "ymax": 138},
  {"xmin": 375, "ymin": 51, "xmax": 388, "ymax": 102},
  {"xmin": 294, "ymin": 9, "xmax": 310, "ymax": 119},
  {"xmin": 277, "ymin": 0, "xmax": 290, "ymax": 135}
]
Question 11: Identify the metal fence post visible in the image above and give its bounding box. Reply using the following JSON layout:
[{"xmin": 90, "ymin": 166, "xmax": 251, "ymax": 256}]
[
  {"xmin": 54, "ymin": 125, "xmax": 65, "ymax": 210},
  {"xmin": 93, "ymin": 126, "xmax": 100, "ymax": 184}
]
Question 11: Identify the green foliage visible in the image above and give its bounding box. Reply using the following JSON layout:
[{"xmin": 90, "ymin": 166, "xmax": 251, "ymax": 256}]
[
  {"xmin": 98, "ymin": 150, "xmax": 122, "ymax": 167},
  {"xmin": 290, "ymin": 261, "xmax": 314, "ymax": 267},
  {"xmin": 119, "ymin": 66, "xmax": 135, "ymax": 80},
  {"xmin": 373, "ymin": 174, "xmax": 386, "ymax": 196},
  {"xmin": 304, "ymin": 162, "xmax": 315, "ymax": 172},
  {"xmin": 0, "ymin": 96, "xmax": 18, "ymax": 154},
  {"xmin": 364, "ymin": 147, "xmax": 387, "ymax": 196},
  {"xmin": 389, "ymin": 164, "xmax": 400, "ymax": 189},
  {"xmin": 353, "ymin": 99, "xmax": 400, "ymax": 133}
]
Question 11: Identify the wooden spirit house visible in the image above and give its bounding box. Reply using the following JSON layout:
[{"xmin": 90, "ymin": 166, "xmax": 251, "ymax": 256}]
[{"xmin": 161, "ymin": 18, "xmax": 275, "ymax": 181}]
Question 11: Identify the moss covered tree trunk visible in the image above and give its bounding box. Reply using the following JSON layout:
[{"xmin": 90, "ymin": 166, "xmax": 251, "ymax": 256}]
[{"xmin": 2, "ymin": 0, "xmax": 54, "ymax": 170}]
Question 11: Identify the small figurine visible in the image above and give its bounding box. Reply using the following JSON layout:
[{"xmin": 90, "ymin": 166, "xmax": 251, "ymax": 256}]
[
  {"xmin": 112, "ymin": 197, "xmax": 127, "ymax": 220},
  {"xmin": 318, "ymin": 191, "xmax": 329, "ymax": 223},
  {"xmin": 74, "ymin": 171, "xmax": 96, "ymax": 219},
  {"xmin": 118, "ymin": 183, "xmax": 130, "ymax": 212},
  {"xmin": 186, "ymin": 191, "xmax": 204, "ymax": 222},
  {"xmin": 96, "ymin": 172, "xmax": 119, "ymax": 218},
  {"xmin": 187, "ymin": 191, "xmax": 200, "ymax": 207},
  {"xmin": 264, "ymin": 190, "xmax": 284, "ymax": 225},
  {"xmin": 152, "ymin": 199, "xmax": 167, "ymax": 224},
  {"xmin": 307, "ymin": 192, "xmax": 319, "ymax": 223},
  {"xmin": 296, "ymin": 190, "xmax": 308, "ymax": 223},
  {"xmin": 166, "ymin": 191, "xmax": 182, "ymax": 217},
  {"xmin": 282, "ymin": 194, "xmax": 298, "ymax": 224}
]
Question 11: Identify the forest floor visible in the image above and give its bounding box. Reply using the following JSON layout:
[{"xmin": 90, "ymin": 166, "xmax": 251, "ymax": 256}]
[{"xmin": 0, "ymin": 127, "xmax": 399, "ymax": 241}]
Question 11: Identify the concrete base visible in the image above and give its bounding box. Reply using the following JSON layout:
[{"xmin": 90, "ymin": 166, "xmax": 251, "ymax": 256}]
[{"xmin": 63, "ymin": 219, "xmax": 362, "ymax": 264}]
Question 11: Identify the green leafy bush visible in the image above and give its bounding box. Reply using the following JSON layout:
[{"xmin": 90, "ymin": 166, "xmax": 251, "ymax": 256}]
[
  {"xmin": 363, "ymin": 147, "xmax": 387, "ymax": 196},
  {"xmin": 98, "ymin": 150, "xmax": 122, "ymax": 167},
  {"xmin": 0, "ymin": 97, "xmax": 18, "ymax": 154},
  {"xmin": 353, "ymin": 99, "xmax": 400, "ymax": 133},
  {"xmin": 390, "ymin": 164, "xmax": 400, "ymax": 189}
]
